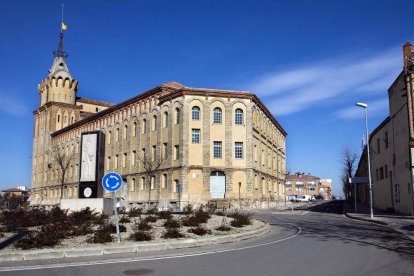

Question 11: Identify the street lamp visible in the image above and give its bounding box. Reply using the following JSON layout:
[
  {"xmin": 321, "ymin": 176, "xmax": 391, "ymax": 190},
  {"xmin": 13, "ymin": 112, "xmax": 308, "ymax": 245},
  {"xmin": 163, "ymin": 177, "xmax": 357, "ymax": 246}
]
[{"xmin": 355, "ymin": 102, "xmax": 374, "ymax": 219}]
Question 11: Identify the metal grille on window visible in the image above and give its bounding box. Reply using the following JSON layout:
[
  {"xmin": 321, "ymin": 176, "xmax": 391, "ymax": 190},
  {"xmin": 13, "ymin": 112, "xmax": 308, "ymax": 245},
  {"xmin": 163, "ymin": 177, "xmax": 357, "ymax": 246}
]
[
  {"xmin": 213, "ymin": 107, "xmax": 222, "ymax": 124},
  {"xmin": 235, "ymin": 108, "xmax": 243, "ymax": 125},
  {"xmin": 192, "ymin": 129, "xmax": 200, "ymax": 143},
  {"xmin": 235, "ymin": 142, "xmax": 243, "ymax": 159},
  {"xmin": 192, "ymin": 106, "xmax": 200, "ymax": 120},
  {"xmin": 213, "ymin": 141, "xmax": 222, "ymax": 158}
]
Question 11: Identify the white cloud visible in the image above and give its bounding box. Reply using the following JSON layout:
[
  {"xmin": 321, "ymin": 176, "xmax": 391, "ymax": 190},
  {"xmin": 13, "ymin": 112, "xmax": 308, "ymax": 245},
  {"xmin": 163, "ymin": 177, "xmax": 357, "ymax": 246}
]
[
  {"xmin": 247, "ymin": 47, "xmax": 402, "ymax": 117},
  {"xmin": 334, "ymin": 98, "xmax": 389, "ymax": 120},
  {"xmin": 0, "ymin": 95, "xmax": 30, "ymax": 116}
]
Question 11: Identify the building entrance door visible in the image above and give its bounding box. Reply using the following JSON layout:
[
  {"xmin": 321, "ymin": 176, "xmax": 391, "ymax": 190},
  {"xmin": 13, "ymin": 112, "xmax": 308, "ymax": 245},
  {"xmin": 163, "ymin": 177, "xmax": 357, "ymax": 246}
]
[{"xmin": 210, "ymin": 171, "xmax": 225, "ymax": 199}]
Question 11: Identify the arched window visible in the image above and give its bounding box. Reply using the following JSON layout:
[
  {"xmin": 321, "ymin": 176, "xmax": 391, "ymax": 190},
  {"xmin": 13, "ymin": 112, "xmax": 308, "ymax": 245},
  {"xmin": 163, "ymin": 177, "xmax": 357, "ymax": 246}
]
[
  {"xmin": 235, "ymin": 108, "xmax": 243, "ymax": 125},
  {"xmin": 163, "ymin": 111, "xmax": 168, "ymax": 128},
  {"xmin": 213, "ymin": 107, "xmax": 222, "ymax": 124},
  {"xmin": 123, "ymin": 125, "xmax": 128, "ymax": 140},
  {"xmin": 175, "ymin": 108, "xmax": 180, "ymax": 124},
  {"xmin": 142, "ymin": 119, "xmax": 147, "ymax": 134},
  {"xmin": 192, "ymin": 106, "xmax": 200, "ymax": 120},
  {"xmin": 132, "ymin": 122, "xmax": 137, "ymax": 137},
  {"xmin": 152, "ymin": 115, "xmax": 157, "ymax": 131},
  {"xmin": 116, "ymin": 127, "xmax": 120, "ymax": 141}
]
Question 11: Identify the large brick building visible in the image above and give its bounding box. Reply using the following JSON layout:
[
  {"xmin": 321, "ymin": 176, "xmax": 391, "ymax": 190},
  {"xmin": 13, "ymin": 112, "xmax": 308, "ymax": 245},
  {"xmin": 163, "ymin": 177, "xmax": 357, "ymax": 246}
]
[{"xmin": 31, "ymin": 31, "xmax": 287, "ymax": 208}]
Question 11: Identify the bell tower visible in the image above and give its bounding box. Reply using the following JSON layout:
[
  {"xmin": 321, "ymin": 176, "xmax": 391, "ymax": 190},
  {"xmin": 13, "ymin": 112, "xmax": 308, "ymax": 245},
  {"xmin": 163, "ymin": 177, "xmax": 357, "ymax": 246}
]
[{"xmin": 32, "ymin": 30, "xmax": 80, "ymax": 204}]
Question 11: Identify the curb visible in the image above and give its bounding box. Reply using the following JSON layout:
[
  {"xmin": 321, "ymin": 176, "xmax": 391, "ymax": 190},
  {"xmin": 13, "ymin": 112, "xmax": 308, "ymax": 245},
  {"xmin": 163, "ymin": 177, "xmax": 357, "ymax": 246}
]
[
  {"xmin": 0, "ymin": 222, "xmax": 270, "ymax": 262},
  {"xmin": 343, "ymin": 205, "xmax": 414, "ymax": 242}
]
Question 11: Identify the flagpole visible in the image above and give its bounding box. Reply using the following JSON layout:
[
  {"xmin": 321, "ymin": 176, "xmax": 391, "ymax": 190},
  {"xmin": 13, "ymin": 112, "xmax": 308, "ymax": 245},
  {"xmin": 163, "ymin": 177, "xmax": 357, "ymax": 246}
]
[{"xmin": 61, "ymin": 3, "xmax": 64, "ymax": 32}]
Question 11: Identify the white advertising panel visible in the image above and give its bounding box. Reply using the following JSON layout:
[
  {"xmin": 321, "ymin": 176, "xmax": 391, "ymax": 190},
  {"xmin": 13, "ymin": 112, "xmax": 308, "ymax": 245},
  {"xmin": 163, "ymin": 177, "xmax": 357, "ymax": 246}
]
[{"xmin": 80, "ymin": 133, "xmax": 97, "ymax": 182}]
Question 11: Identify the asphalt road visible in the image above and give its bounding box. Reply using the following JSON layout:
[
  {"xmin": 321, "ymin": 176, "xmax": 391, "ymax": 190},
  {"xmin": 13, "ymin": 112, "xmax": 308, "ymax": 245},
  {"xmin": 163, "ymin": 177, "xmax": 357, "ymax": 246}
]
[{"xmin": 1, "ymin": 201, "xmax": 414, "ymax": 276}]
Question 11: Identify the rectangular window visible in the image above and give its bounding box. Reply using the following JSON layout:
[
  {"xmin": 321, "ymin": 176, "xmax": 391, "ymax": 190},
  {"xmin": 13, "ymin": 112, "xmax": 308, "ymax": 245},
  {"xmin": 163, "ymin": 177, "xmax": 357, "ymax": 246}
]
[
  {"xmin": 142, "ymin": 148, "xmax": 146, "ymax": 159},
  {"xmin": 163, "ymin": 143, "xmax": 168, "ymax": 159},
  {"xmin": 235, "ymin": 142, "xmax": 243, "ymax": 159},
  {"xmin": 174, "ymin": 145, "xmax": 179, "ymax": 160},
  {"xmin": 385, "ymin": 132, "xmax": 389, "ymax": 149},
  {"xmin": 213, "ymin": 141, "xmax": 222, "ymax": 159},
  {"xmin": 192, "ymin": 129, "xmax": 200, "ymax": 144},
  {"xmin": 151, "ymin": 176, "xmax": 155, "ymax": 189},
  {"xmin": 385, "ymin": 165, "xmax": 388, "ymax": 179},
  {"xmin": 379, "ymin": 167, "xmax": 384, "ymax": 180}
]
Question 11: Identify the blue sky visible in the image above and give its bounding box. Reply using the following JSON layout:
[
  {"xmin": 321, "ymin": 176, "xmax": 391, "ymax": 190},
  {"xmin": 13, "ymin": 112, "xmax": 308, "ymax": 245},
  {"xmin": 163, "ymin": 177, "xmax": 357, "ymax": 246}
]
[{"xmin": 0, "ymin": 0, "xmax": 413, "ymax": 196}]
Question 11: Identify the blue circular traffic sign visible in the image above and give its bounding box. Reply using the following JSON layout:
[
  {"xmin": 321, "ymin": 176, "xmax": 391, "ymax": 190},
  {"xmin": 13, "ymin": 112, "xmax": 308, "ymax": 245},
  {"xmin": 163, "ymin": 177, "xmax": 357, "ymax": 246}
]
[{"xmin": 102, "ymin": 172, "xmax": 122, "ymax": 192}]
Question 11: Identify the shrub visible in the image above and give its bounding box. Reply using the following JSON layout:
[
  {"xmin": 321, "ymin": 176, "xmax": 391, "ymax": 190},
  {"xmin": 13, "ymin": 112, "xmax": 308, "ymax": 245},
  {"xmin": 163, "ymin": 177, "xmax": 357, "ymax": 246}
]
[
  {"xmin": 193, "ymin": 207, "xmax": 211, "ymax": 223},
  {"xmin": 144, "ymin": 215, "xmax": 158, "ymax": 223},
  {"xmin": 2, "ymin": 208, "xmax": 48, "ymax": 231},
  {"xmin": 132, "ymin": 219, "xmax": 153, "ymax": 231},
  {"xmin": 68, "ymin": 224, "xmax": 94, "ymax": 236},
  {"xmin": 163, "ymin": 218, "xmax": 181, "ymax": 229},
  {"xmin": 147, "ymin": 207, "xmax": 159, "ymax": 215},
  {"xmin": 94, "ymin": 213, "xmax": 109, "ymax": 225},
  {"xmin": 214, "ymin": 211, "xmax": 226, "ymax": 216},
  {"xmin": 227, "ymin": 212, "xmax": 251, "ymax": 225},
  {"xmin": 69, "ymin": 207, "xmax": 98, "ymax": 226},
  {"xmin": 119, "ymin": 216, "xmax": 131, "ymax": 223},
  {"xmin": 128, "ymin": 207, "xmax": 142, "ymax": 218},
  {"xmin": 230, "ymin": 216, "xmax": 251, "ymax": 228},
  {"xmin": 0, "ymin": 232, "xmax": 4, "ymax": 238},
  {"xmin": 183, "ymin": 204, "xmax": 194, "ymax": 215},
  {"xmin": 158, "ymin": 210, "xmax": 172, "ymax": 220},
  {"xmin": 49, "ymin": 206, "xmax": 68, "ymax": 223},
  {"xmin": 188, "ymin": 226, "xmax": 211, "ymax": 236},
  {"xmin": 88, "ymin": 225, "xmax": 113, "ymax": 244},
  {"xmin": 106, "ymin": 223, "xmax": 126, "ymax": 233},
  {"xmin": 15, "ymin": 228, "xmax": 60, "ymax": 250},
  {"xmin": 129, "ymin": 230, "xmax": 153, "ymax": 241},
  {"xmin": 161, "ymin": 228, "xmax": 184, "ymax": 239},
  {"xmin": 181, "ymin": 215, "xmax": 201, "ymax": 227},
  {"xmin": 216, "ymin": 218, "xmax": 231, "ymax": 232}
]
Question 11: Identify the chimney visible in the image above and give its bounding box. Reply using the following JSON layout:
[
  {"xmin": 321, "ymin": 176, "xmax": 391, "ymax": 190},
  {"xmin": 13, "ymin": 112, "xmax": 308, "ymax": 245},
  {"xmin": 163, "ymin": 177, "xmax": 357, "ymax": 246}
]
[{"xmin": 403, "ymin": 42, "xmax": 413, "ymax": 68}]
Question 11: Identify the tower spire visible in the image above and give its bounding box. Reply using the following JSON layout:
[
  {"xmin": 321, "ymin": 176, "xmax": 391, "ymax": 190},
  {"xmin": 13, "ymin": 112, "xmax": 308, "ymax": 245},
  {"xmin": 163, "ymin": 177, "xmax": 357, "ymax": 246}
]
[
  {"xmin": 53, "ymin": 32, "xmax": 68, "ymax": 59},
  {"xmin": 53, "ymin": 3, "xmax": 68, "ymax": 59}
]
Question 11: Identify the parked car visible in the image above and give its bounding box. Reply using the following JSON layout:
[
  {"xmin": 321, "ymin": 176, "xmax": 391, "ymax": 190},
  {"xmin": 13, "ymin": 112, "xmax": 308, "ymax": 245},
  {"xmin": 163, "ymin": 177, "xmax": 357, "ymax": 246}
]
[
  {"xmin": 296, "ymin": 195, "xmax": 312, "ymax": 202},
  {"xmin": 288, "ymin": 195, "xmax": 298, "ymax": 202}
]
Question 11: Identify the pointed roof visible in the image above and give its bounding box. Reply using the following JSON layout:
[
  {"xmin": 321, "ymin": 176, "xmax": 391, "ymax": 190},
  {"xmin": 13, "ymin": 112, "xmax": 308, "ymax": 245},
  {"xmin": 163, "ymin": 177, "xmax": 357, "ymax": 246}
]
[{"xmin": 48, "ymin": 32, "xmax": 73, "ymax": 80}]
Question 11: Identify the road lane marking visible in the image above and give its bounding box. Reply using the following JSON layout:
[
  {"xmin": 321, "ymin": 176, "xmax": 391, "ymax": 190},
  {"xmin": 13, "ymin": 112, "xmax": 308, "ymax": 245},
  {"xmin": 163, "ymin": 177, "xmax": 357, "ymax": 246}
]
[{"xmin": 0, "ymin": 223, "xmax": 301, "ymax": 272}]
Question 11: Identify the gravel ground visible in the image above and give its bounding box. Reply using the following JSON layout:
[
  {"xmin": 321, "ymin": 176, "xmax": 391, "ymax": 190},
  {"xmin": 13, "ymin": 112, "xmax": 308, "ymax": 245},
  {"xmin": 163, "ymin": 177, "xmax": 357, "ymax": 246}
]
[{"xmin": 0, "ymin": 214, "xmax": 265, "ymax": 252}]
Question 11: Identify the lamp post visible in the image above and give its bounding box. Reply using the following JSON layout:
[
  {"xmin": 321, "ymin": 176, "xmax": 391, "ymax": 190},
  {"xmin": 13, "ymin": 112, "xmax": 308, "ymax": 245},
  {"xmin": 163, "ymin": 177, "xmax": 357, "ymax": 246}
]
[
  {"xmin": 356, "ymin": 102, "xmax": 374, "ymax": 219},
  {"xmin": 238, "ymin": 182, "xmax": 241, "ymax": 210}
]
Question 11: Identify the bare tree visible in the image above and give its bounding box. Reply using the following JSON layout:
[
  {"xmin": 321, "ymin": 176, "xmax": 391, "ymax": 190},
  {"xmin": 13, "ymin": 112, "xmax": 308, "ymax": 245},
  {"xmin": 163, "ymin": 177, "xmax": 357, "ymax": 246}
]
[
  {"xmin": 53, "ymin": 146, "xmax": 73, "ymax": 200},
  {"xmin": 137, "ymin": 149, "xmax": 165, "ymax": 209},
  {"xmin": 340, "ymin": 144, "xmax": 357, "ymax": 201}
]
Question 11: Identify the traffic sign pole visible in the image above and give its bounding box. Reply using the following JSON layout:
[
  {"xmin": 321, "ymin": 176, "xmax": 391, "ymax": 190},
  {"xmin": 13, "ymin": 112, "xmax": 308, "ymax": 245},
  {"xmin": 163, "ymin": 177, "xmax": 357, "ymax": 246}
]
[
  {"xmin": 112, "ymin": 192, "xmax": 121, "ymax": 243},
  {"xmin": 102, "ymin": 172, "xmax": 123, "ymax": 243}
]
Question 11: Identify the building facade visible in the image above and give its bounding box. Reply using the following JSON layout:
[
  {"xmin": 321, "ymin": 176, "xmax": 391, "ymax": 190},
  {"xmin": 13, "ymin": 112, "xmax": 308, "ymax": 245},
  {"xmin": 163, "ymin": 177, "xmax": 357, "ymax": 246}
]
[
  {"xmin": 285, "ymin": 172, "xmax": 320, "ymax": 198},
  {"xmin": 31, "ymin": 32, "xmax": 287, "ymax": 208},
  {"xmin": 355, "ymin": 42, "xmax": 414, "ymax": 215}
]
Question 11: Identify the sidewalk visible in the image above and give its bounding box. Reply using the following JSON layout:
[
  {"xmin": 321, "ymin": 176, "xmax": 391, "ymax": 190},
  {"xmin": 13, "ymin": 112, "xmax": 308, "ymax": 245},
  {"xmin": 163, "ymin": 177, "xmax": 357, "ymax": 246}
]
[{"xmin": 344, "ymin": 202, "xmax": 414, "ymax": 241}]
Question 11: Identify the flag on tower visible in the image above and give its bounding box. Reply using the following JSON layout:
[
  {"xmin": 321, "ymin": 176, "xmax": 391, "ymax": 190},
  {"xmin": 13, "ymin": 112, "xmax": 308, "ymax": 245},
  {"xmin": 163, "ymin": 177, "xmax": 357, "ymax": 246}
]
[{"xmin": 61, "ymin": 22, "xmax": 68, "ymax": 31}]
